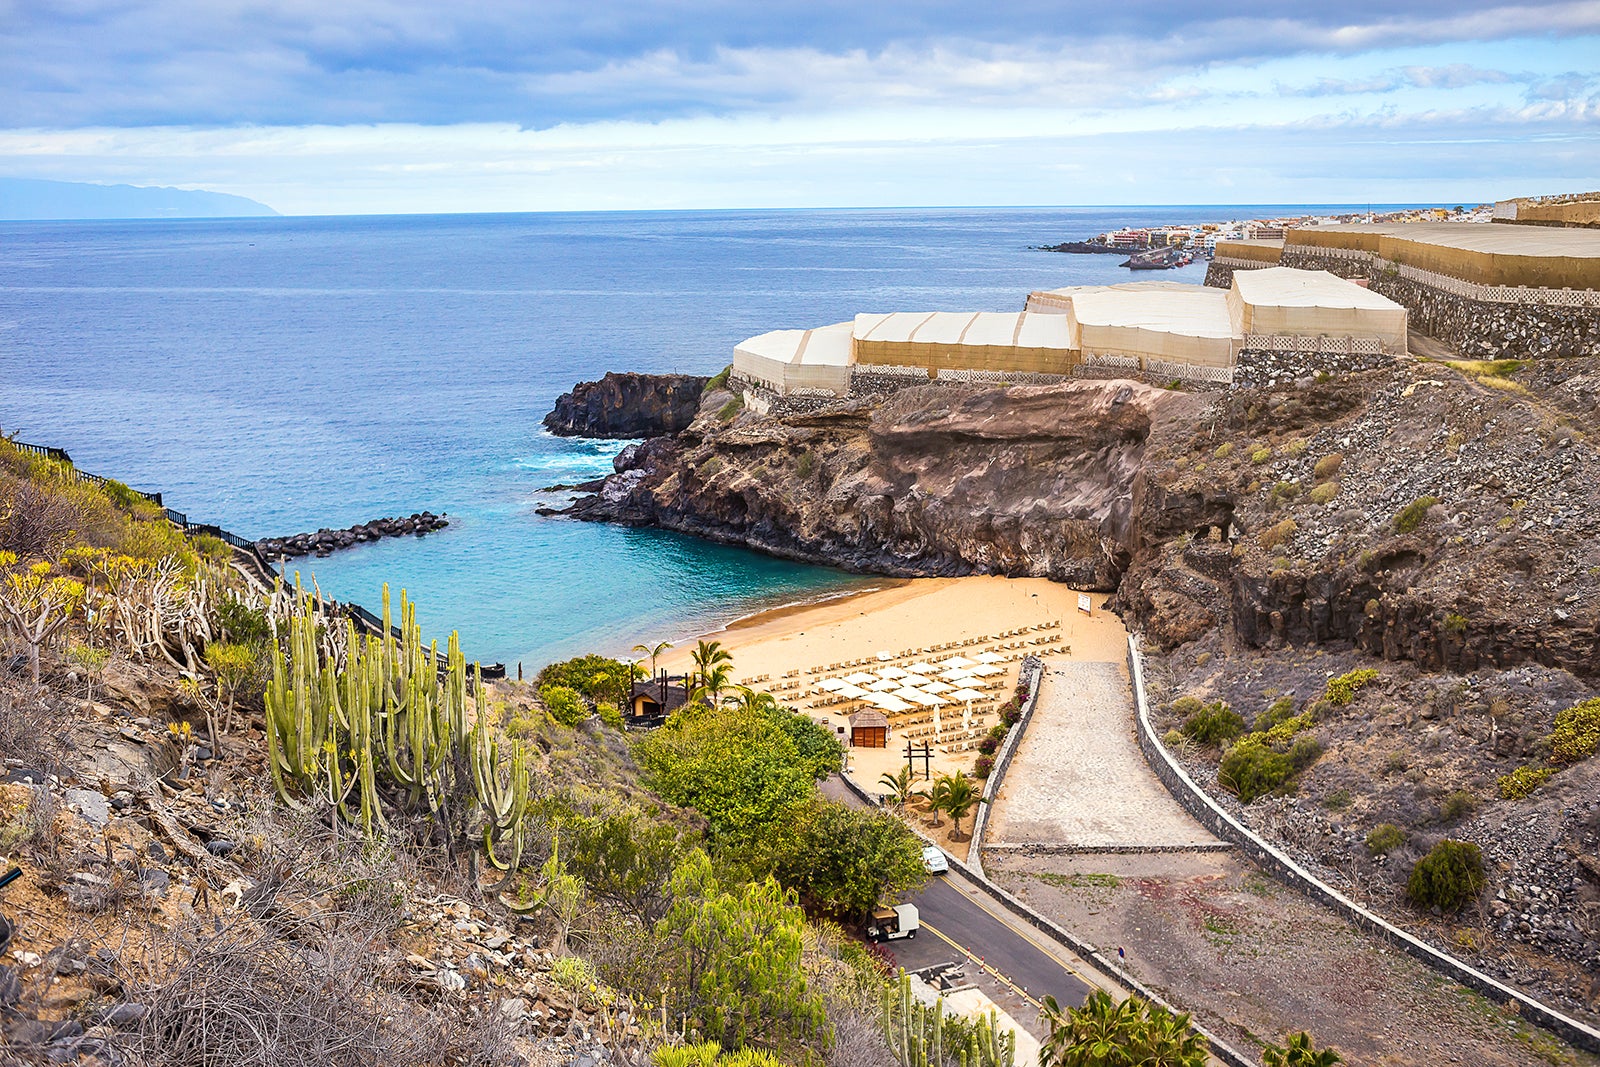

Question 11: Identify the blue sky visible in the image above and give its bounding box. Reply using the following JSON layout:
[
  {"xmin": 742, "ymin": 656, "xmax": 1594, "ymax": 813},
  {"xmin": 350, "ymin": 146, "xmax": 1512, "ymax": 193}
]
[{"xmin": 1, "ymin": 1, "xmax": 1596, "ymax": 213}]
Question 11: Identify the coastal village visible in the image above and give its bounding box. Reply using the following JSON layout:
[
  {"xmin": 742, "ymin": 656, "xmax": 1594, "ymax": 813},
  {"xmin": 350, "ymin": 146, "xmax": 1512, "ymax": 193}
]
[{"xmin": 3, "ymin": 189, "xmax": 1600, "ymax": 1067}]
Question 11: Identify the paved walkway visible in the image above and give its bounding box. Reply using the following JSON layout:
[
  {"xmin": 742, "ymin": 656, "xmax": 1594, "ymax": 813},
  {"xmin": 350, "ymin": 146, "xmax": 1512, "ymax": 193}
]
[{"xmin": 984, "ymin": 660, "xmax": 1221, "ymax": 850}]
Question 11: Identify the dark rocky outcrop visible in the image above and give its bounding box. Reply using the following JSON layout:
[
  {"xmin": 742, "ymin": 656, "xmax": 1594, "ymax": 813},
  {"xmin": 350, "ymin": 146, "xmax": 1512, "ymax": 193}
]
[
  {"xmin": 256, "ymin": 513, "xmax": 448, "ymax": 559},
  {"xmin": 560, "ymin": 357, "xmax": 1600, "ymax": 679},
  {"xmin": 543, "ymin": 372, "xmax": 711, "ymax": 439}
]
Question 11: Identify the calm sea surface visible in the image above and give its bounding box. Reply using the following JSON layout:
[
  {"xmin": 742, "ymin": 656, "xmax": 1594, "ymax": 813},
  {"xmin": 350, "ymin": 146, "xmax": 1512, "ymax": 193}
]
[{"xmin": 0, "ymin": 206, "xmax": 1401, "ymax": 668}]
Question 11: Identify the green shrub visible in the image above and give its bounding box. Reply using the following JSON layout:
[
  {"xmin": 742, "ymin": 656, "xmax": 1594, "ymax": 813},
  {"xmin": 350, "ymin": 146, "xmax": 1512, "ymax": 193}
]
[
  {"xmin": 699, "ymin": 456, "xmax": 724, "ymax": 478},
  {"xmin": 1322, "ymin": 788, "xmax": 1351, "ymax": 810},
  {"xmin": 1498, "ymin": 765, "xmax": 1556, "ymax": 799},
  {"xmin": 1366, "ymin": 823, "xmax": 1406, "ymax": 855},
  {"xmin": 1170, "ymin": 695, "xmax": 1203, "ymax": 718},
  {"xmin": 1181, "ymin": 701, "xmax": 1244, "ymax": 746},
  {"xmin": 1393, "ymin": 495, "xmax": 1440, "ymax": 534},
  {"xmin": 597, "ymin": 701, "xmax": 624, "ymax": 730},
  {"xmin": 973, "ymin": 755, "xmax": 995, "ymax": 778},
  {"xmin": 717, "ymin": 396, "xmax": 743, "ymax": 421},
  {"xmin": 1407, "ymin": 840, "xmax": 1486, "ymax": 912},
  {"xmin": 540, "ymin": 684, "xmax": 589, "ymax": 726},
  {"xmin": 1286, "ymin": 736, "xmax": 1323, "ymax": 770},
  {"xmin": 1270, "ymin": 480, "xmax": 1301, "ymax": 502},
  {"xmin": 1438, "ymin": 790, "xmax": 1477, "ymax": 824},
  {"xmin": 977, "ymin": 734, "xmax": 1000, "ymax": 755},
  {"xmin": 1213, "ymin": 442, "xmax": 1234, "ymax": 460},
  {"xmin": 795, "ymin": 451, "xmax": 815, "ymax": 478},
  {"xmin": 1256, "ymin": 696, "xmax": 1297, "ymax": 732},
  {"xmin": 704, "ymin": 365, "xmax": 731, "ymax": 392},
  {"xmin": 1324, "ymin": 667, "xmax": 1378, "ymax": 706},
  {"xmin": 1548, "ymin": 697, "xmax": 1600, "ymax": 765},
  {"xmin": 1308, "ymin": 482, "xmax": 1338, "ymax": 505},
  {"xmin": 1441, "ymin": 612, "xmax": 1468, "ymax": 636},
  {"xmin": 1312, "ymin": 453, "xmax": 1344, "ymax": 482},
  {"xmin": 1250, "ymin": 446, "xmax": 1273, "ymax": 464},
  {"xmin": 1219, "ymin": 737, "xmax": 1296, "ymax": 803},
  {"xmin": 1284, "ymin": 438, "xmax": 1309, "ymax": 457},
  {"xmin": 1259, "ymin": 519, "xmax": 1297, "ymax": 550}
]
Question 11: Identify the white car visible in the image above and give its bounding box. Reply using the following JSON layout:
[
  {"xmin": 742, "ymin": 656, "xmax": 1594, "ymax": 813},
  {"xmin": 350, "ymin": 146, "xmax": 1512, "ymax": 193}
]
[{"xmin": 921, "ymin": 844, "xmax": 949, "ymax": 874}]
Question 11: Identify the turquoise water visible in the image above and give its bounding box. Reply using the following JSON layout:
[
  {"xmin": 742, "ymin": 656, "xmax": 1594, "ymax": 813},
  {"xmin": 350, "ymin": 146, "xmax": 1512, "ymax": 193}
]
[{"xmin": 0, "ymin": 206, "xmax": 1404, "ymax": 668}]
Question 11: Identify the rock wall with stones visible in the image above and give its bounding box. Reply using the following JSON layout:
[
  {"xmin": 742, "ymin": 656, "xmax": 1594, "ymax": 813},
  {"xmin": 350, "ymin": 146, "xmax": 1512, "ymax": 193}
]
[
  {"xmin": 1276, "ymin": 250, "xmax": 1600, "ymax": 360},
  {"xmin": 1231, "ymin": 347, "xmax": 1396, "ymax": 389}
]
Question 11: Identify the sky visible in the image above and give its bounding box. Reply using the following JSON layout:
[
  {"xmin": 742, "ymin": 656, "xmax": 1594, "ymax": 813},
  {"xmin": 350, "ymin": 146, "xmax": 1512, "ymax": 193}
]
[{"xmin": 1, "ymin": 1, "xmax": 1597, "ymax": 214}]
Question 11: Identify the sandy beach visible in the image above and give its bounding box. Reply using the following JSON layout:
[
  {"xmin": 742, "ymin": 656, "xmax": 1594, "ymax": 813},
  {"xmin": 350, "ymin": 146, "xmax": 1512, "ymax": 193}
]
[{"xmin": 653, "ymin": 576, "xmax": 1130, "ymax": 855}]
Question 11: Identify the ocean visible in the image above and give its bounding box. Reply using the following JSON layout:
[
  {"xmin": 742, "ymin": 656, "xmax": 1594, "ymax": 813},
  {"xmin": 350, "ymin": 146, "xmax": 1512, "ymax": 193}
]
[{"xmin": 0, "ymin": 206, "xmax": 1398, "ymax": 669}]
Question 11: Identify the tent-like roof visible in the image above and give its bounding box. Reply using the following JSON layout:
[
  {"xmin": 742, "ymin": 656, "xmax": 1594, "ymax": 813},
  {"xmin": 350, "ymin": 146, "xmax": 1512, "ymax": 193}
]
[
  {"xmin": 732, "ymin": 321, "xmax": 854, "ymax": 396},
  {"xmin": 849, "ymin": 708, "xmax": 890, "ymax": 729},
  {"xmin": 1230, "ymin": 267, "xmax": 1408, "ymax": 351}
]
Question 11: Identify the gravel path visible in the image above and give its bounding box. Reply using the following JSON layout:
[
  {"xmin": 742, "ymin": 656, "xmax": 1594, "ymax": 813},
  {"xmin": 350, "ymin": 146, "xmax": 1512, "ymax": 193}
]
[{"xmin": 985, "ymin": 659, "xmax": 1220, "ymax": 849}]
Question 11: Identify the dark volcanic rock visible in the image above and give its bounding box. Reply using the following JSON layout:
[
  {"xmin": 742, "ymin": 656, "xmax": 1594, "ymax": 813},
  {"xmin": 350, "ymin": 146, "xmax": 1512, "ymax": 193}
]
[
  {"xmin": 255, "ymin": 512, "xmax": 449, "ymax": 560},
  {"xmin": 544, "ymin": 372, "xmax": 711, "ymax": 439}
]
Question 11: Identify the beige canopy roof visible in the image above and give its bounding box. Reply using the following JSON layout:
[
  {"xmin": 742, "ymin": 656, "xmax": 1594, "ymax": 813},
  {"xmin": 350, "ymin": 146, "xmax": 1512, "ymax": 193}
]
[
  {"xmin": 1229, "ymin": 267, "xmax": 1408, "ymax": 350},
  {"xmin": 852, "ymin": 311, "xmax": 1078, "ymax": 374},
  {"xmin": 1286, "ymin": 221, "xmax": 1600, "ymax": 289},
  {"xmin": 1067, "ymin": 283, "xmax": 1238, "ymax": 368},
  {"xmin": 732, "ymin": 321, "xmax": 854, "ymax": 396}
]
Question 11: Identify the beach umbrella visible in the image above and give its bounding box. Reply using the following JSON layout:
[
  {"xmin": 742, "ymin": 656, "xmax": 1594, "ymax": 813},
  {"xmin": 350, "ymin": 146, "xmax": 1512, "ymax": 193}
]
[
  {"xmin": 878, "ymin": 666, "xmax": 908, "ymax": 679},
  {"xmin": 816, "ymin": 678, "xmax": 846, "ymax": 691},
  {"xmin": 869, "ymin": 678, "xmax": 901, "ymax": 691},
  {"xmin": 844, "ymin": 672, "xmax": 878, "ymax": 685},
  {"xmin": 932, "ymin": 705, "xmax": 942, "ymax": 735},
  {"xmin": 975, "ymin": 652, "xmax": 1005, "ymax": 664},
  {"xmin": 948, "ymin": 687, "xmax": 985, "ymax": 702},
  {"xmin": 905, "ymin": 661, "xmax": 937, "ymax": 674},
  {"xmin": 968, "ymin": 663, "xmax": 1004, "ymax": 677},
  {"xmin": 896, "ymin": 673, "xmax": 932, "ymax": 687},
  {"xmin": 923, "ymin": 681, "xmax": 955, "ymax": 694},
  {"xmin": 834, "ymin": 682, "xmax": 870, "ymax": 699},
  {"xmin": 869, "ymin": 693, "xmax": 912, "ymax": 713},
  {"xmin": 940, "ymin": 655, "xmax": 976, "ymax": 669},
  {"xmin": 895, "ymin": 688, "xmax": 944, "ymax": 707},
  {"xmin": 962, "ymin": 704, "xmax": 971, "ymax": 732}
]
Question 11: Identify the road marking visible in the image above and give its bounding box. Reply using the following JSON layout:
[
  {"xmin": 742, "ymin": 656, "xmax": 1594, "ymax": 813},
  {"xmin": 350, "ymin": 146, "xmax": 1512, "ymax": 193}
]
[
  {"xmin": 941, "ymin": 875, "xmax": 1106, "ymax": 995},
  {"xmin": 919, "ymin": 919, "xmax": 1043, "ymax": 1010}
]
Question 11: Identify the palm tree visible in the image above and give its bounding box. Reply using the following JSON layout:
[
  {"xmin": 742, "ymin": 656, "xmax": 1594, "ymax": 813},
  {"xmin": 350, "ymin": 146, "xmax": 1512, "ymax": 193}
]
[
  {"xmin": 878, "ymin": 766, "xmax": 919, "ymax": 810},
  {"xmin": 691, "ymin": 663, "xmax": 735, "ymax": 706},
  {"xmin": 728, "ymin": 686, "xmax": 781, "ymax": 715},
  {"xmin": 633, "ymin": 640, "xmax": 673, "ymax": 679},
  {"xmin": 933, "ymin": 770, "xmax": 985, "ymax": 839},
  {"xmin": 689, "ymin": 639, "xmax": 733, "ymax": 692},
  {"xmin": 1263, "ymin": 1033, "xmax": 1343, "ymax": 1067},
  {"xmin": 1040, "ymin": 991, "xmax": 1208, "ymax": 1067},
  {"xmin": 923, "ymin": 775, "xmax": 952, "ymax": 828}
]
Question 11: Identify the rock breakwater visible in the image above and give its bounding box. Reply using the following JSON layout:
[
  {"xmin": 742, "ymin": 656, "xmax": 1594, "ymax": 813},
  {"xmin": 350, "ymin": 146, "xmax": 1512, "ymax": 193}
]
[{"xmin": 255, "ymin": 512, "xmax": 448, "ymax": 559}]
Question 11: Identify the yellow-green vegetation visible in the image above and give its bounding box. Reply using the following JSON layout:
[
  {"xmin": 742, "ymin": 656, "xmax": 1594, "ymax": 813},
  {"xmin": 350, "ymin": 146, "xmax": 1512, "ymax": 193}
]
[
  {"xmin": 1308, "ymin": 482, "xmax": 1339, "ymax": 505},
  {"xmin": 1498, "ymin": 765, "xmax": 1556, "ymax": 800},
  {"xmin": 1250, "ymin": 446, "xmax": 1273, "ymax": 464},
  {"xmin": 1548, "ymin": 697, "xmax": 1600, "ymax": 765},
  {"xmin": 1442, "ymin": 612, "xmax": 1469, "ymax": 636},
  {"xmin": 1219, "ymin": 708, "xmax": 1322, "ymax": 804},
  {"xmin": 1440, "ymin": 358, "xmax": 1530, "ymax": 395},
  {"xmin": 1407, "ymin": 840, "xmax": 1486, "ymax": 913},
  {"xmin": 1040, "ymin": 990, "xmax": 1207, "ymax": 1067},
  {"xmin": 1213, "ymin": 442, "xmax": 1234, "ymax": 460},
  {"xmin": 1366, "ymin": 823, "xmax": 1406, "ymax": 855},
  {"xmin": 1312, "ymin": 453, "xmax": 1344, "ymax": 482},
  {"xmin": 1284, "ymin": 438, "xmax": 1309, "ymax": 457},
  {"xmin": 1270, "ymin": 480, "xmax": 1301, "ymax": 502},
  {"xmin": 1179, "ymin": 699, "xmax": 1244, "ymax": 747},
  {"xmin": 1256, "ymin": 695, "xmax": 1298, "ymax": 732},
  {"xmin": 704, "ymin": 365, "xmax": 732, "ymax": 392},
  {"xmin": 1439, "ymin": 790, "xmax": 1477, "ymax": 824},
  {"xmin": 1259, "ymin": 519, "xmax": 1297, "ymax": 550},
  {"xmin": 541, "ymin": 684, "xmax": 588, "ymax": 726},
  {"xmin": 1393, "ymin": 495, "xmax": 1441, "ymax": 534},
  {"xmin": 1323, "ymin": 667, "xmax": 1379, "ymax": 707},
  {"xmin": 717, "ymin": 395, "xmax": 744, "ymax": 421}
]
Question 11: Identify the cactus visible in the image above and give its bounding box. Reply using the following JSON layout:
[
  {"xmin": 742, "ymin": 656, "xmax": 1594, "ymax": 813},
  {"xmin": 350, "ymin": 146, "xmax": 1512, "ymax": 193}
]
[
  {"xmin": 263, "ymin": 581, "xmax": 530, "ymax": 860},
  {"xmin": 880, "ymin": 970, "xmax": 1014, "ymax": 1067}
]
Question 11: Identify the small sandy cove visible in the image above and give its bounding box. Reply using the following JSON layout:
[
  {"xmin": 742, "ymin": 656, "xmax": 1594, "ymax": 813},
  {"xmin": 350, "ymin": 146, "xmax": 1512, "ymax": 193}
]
[{"xmin": 654, "ymin": 577, "xmax": 1128, "ymax": 854}]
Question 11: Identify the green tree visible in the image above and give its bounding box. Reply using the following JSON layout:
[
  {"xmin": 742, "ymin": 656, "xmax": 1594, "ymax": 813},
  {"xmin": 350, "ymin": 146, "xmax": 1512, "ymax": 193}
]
[
  {"xmin": 933, "ymin": 771, "xmax": 985, "ymax": 839},
  {"xmin": 635, "ymin": 703, "xmax": 815, "ymax": 846},
  {"xmin": 766, "ymin": 705, "xmax": 844, "ymax": 781},
  {"xmin": 538, "ymin": 653, "xmax": 636, "ymax": 705},
  {"xmin": 692, "ymin": 663, "xmax": 736, "ymax": 705},
  {"xmin": 560, "ymin": 804, "xmax": 696, "ymax": 926},
  {"xmin": 1407, "ymin": 839, "xmax": 1486, "ymax": 913},
  {"xmin": 655, "ymin": 849, "xmax": 825, "ymax": 1049},
  {"xmin": 764, "ymin": 798, "xmax": 927, "ymax": 918},
  {"xmin": 924, "ymin": 775, "xmax": 952, "ymax": 828},
  {"xmin": 879, "ymin": 765, "xmax": 919, "ymax": 810},
  {"xmin": 1263, "ymin": 1032, "xmax": 1343, "ymax": 1066},
  {"xmin": 1040, "ymin": 990, "xmax": 1207, "ymax": 1067},
  {"xmin": 541, "ymin": 684, "xmax": 589, "ymax": 726}
]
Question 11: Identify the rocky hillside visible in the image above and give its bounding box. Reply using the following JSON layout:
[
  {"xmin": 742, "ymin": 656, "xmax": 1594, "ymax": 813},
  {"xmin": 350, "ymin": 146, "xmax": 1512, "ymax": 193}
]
[{"xmin": 564, "ymin": 360, "xmax": 1600, "ymax": 681}]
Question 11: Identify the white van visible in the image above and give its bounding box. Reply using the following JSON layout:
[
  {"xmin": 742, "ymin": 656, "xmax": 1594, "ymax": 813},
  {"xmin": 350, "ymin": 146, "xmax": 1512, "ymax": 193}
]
[{"xmin": 866, "ymin": 903, "xmax": 919, "ymax": 941}]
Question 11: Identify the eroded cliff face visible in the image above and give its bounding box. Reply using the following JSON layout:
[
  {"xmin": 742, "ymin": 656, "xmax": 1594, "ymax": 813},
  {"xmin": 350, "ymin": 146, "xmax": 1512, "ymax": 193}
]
[
  {"xmin": 544, "ymin": 372, "xmax": 711, "ymax": 438},
  {"xmin": 570, "ymin": 380, "xmax": 1197, "ymax": 588},
  {"xmin": 562, "ymin": 360, "xmax": 1600, "ymax": 678}
]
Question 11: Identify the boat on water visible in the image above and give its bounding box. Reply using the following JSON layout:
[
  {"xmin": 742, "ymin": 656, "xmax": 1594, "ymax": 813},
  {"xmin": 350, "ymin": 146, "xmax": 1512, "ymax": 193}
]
[{"xmin": 1120, "ymin": 246, "xmax": 1193, "ymax": 270}]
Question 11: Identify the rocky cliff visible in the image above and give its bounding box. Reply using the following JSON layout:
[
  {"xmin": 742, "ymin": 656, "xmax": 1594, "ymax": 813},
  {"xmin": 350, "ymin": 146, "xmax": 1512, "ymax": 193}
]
[
  {"xmin": 543, "ymin": 371, "xmax": 710, "ymax": 438},
  {"xmin": 562, "ymin": 360, "xmax": 1600, "ymax": 679}
]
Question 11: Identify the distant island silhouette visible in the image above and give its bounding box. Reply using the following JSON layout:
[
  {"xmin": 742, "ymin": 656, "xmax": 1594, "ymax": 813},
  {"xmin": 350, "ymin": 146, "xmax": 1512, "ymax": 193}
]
[{"xmin": 0, "ymin": 177, "xmax": 277, "ymax": 220}]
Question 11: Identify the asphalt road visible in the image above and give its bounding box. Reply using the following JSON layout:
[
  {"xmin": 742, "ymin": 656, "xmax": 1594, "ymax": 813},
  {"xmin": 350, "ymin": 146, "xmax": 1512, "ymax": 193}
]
[{"xmin": 823, "ymin": 776, "xmax": 1100, "ymax": 1036}]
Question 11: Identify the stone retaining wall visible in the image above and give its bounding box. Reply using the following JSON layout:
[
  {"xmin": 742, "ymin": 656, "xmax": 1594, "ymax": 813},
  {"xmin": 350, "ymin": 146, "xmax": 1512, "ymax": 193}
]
[
  {"xmin": 966, "ymin": 655, "xmax": 1042, "ymax": 876},
  {"xmin": 1231, "ymin": 345, "xmax": 1394, "ymax": 389},
  {"xmin": 1125, "ymin": 635, "xmax": 1600, "ymax": 1056}
]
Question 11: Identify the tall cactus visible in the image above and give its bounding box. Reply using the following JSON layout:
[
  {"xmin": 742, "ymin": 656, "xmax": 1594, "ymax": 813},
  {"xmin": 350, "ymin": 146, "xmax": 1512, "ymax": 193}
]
[
  {"xmin": 880, "ymin": 970, "xmax": 1014, "ymax": 1067},
  {"xmin": 263, "ymin": 581, "xmax": 530, "ymax": 861}
]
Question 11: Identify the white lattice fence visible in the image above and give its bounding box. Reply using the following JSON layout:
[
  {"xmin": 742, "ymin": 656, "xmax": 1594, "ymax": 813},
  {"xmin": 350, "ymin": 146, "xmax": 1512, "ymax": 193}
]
[{"xmin": 1146, "ymin": 358, "xmax": 1236, "ymax": 384}]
